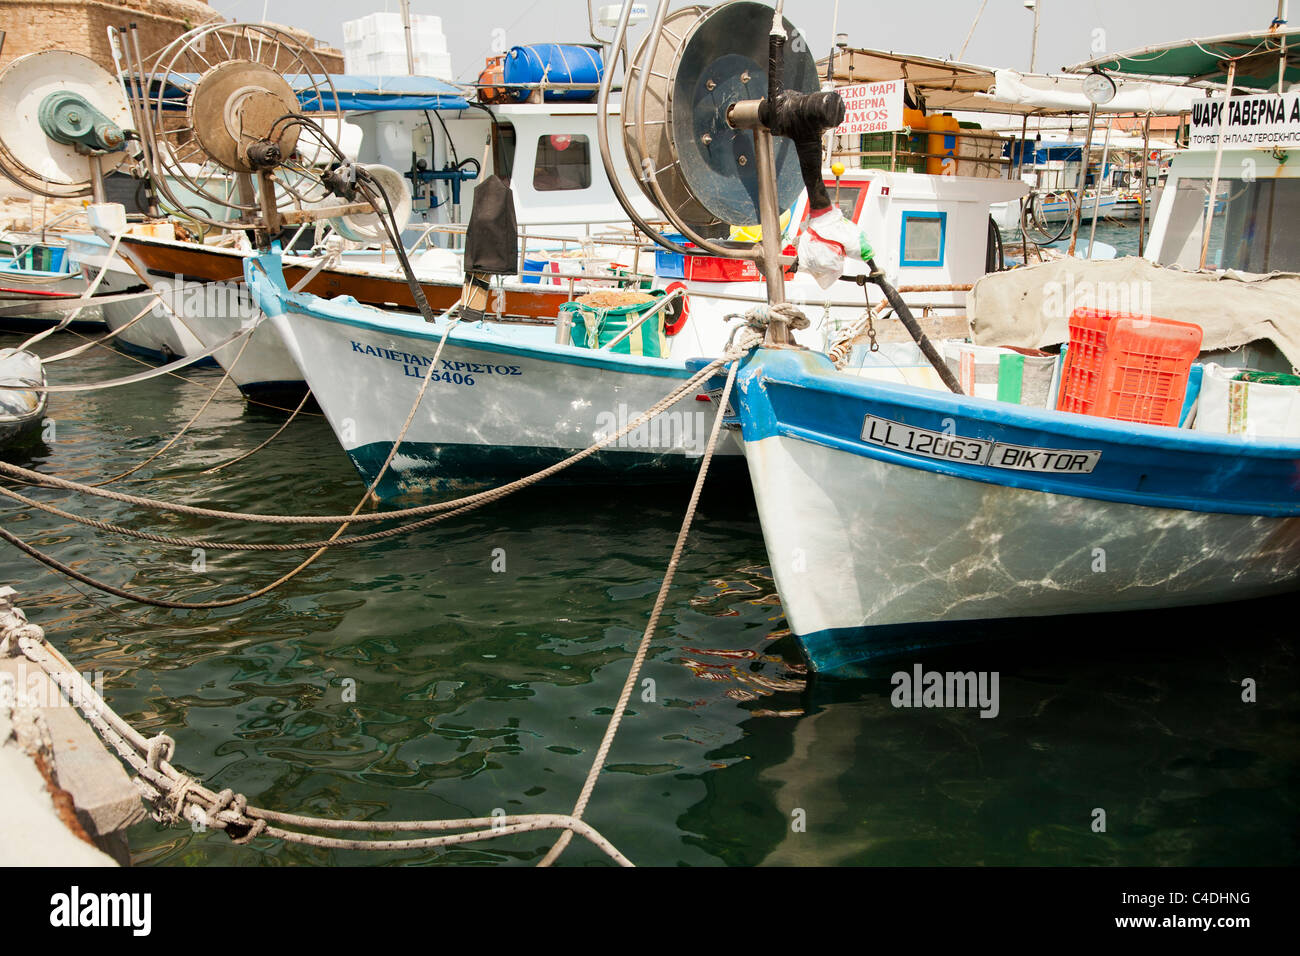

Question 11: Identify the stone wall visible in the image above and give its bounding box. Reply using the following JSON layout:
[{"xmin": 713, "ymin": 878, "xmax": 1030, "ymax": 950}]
[{"xmin": 0, "ymin": 1, "xmax": 343, "ymax": 74}]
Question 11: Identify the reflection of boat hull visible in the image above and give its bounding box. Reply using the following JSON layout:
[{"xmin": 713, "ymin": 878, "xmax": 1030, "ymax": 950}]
[{"xmin": 729, "ymin": 348, "xmax": 1300, "ymax": 673}]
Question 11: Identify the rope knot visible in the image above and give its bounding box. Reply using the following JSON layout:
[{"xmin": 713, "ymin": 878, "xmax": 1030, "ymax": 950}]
[
  {"xmin": 737, "ymin": 302, "xmax": 811, "ymax": 333},
  {"xmin": 0, "ymin": 605, "xmax": 44, "ymax": 657},
  {"xmin": 145, "ymin": 733, "xmax": 175, "ymax": 772}
]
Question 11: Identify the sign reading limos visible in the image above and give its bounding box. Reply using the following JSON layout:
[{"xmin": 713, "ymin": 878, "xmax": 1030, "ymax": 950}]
[{"xmin": 861, "ymin": 416, "xmax": 1101, "ymax": 474}]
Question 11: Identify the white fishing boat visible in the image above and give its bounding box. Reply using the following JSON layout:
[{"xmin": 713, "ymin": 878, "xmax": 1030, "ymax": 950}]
[{"xmin": 724, "ymin": 25, "xmax": 1300, "ymax": 671}]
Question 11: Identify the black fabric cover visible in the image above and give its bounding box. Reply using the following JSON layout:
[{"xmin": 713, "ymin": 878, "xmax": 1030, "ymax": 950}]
[{"xmin": 463, "ymin": 175, "xmax": 519, "ymax": 276}]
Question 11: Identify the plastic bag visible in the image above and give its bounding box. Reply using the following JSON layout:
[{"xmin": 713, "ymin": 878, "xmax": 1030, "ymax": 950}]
[{"xmin": 797, "ymin": 206, "xmax": 875, "ymax": 290}]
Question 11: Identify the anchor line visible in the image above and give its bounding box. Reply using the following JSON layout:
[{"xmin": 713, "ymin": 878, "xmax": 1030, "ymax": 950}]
[
  {"xmin": 1, "ymin": 618, "xmax": 631, "ymax": 865},
  {"xmin": 0, "ymin": 336, "xmax": 755, "ymax": 606}
]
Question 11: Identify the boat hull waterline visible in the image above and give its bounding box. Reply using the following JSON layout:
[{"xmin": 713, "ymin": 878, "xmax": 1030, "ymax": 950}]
[
  {"xmin": 245, "ymin": 254, "xmax": 742, "ymax": 497},
  {"xmin": 727, "ymin": 349, "xmax": 1300, "ymax": 672}
]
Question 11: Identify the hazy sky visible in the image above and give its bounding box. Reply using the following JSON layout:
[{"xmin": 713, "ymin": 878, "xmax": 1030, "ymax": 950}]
[{"xmin": 210, "ymin": 0, "xmax": 1284, "ymax": 83}]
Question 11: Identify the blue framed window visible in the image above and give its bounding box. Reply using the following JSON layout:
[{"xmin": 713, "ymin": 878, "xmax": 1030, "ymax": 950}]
[{"xmin": 899, "ymin": 211, "xmax": 947, "ymax": 267}]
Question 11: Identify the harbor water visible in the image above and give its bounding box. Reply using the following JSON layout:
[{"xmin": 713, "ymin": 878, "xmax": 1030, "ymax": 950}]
[{"xmin": 2, "ymin": 287, "xmax": 1297, "ymax": 866}]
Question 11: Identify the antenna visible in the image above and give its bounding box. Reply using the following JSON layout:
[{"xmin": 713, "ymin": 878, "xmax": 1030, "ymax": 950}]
[{"xmin": 0, "ymin": 50, "xmax": 132, "ymax": 200}]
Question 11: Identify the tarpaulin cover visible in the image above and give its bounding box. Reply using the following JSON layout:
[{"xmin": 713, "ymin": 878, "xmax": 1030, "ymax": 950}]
[
  {"xmin": 967, "ymin": 257, "xmax": 1300, "ymax": 371},
  {"xmin": 144, "ymin": 73, "xmax": 469, "ymax": 112}
]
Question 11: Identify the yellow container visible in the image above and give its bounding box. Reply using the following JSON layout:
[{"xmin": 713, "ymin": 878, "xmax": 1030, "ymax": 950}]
[{"xmin": 926, "ymin": 112, "xmax": 960, "ymax": 176}]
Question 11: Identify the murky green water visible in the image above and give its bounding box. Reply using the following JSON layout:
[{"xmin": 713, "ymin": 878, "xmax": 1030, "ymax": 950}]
[{"xmin": 2, "ymin": 326, "xmax": 1297, "ymax": 867}]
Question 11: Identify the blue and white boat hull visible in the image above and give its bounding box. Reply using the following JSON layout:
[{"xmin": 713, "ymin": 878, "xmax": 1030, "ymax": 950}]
[
  {"xmin": 728, "ymin": 349, "xmax": 1300, "ymax": 672},
  {"xmin": 245, "ymin": 255, "xmax": 742, "ymax": 497}
]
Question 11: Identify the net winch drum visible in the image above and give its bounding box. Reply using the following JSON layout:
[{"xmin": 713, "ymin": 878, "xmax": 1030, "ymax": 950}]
[
  {"xmin": 621, "ymin": 0, "xmax": 819, "ymax": 230},
  {"xmin": 0, "ymin": 50, "xmax": 132, "ymax": 198},
  {"xmin": 139, "ymin": 22, "xmax": 343, "ymax": 230}
]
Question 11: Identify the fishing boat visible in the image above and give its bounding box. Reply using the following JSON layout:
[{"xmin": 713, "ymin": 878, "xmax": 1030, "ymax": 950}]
[
  {"xmin": 0, "ymin": 348, "xmax": 47, "ymax": 448},
  {"xmin": 244, "ymin": 252, "xmax": 742, "ymax": 496},
  {"xmin": 725, "ymin": 25, "xmax": 1300, "ymax": 671}
]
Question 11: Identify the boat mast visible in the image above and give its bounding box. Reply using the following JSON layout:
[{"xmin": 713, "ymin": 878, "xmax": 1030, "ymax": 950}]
[
  {"xmin": 1028, "ymin": 0, "xmax": 1041, "ymax": 73},
  {"xmin": 1197, "ymin": 57, "xmax": 1236, "ymax": 270},
  {"xmin": 400, "ymin": 0, "xmax": 416, "ymax": 75}
]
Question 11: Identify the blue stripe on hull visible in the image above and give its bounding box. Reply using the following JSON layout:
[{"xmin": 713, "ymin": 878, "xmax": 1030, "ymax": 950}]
[
  {"xmin": 113, "ymin": 338, "xmax": 219, "ymax": 368},
  {"xmin": 725, "ymin": 349, "xmax": 1300, "ymax": 517}
]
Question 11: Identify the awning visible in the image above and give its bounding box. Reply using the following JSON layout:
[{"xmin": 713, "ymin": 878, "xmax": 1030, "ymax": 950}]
[
  {"xmin": 821, "ymin": 48, "xmax": 1200, "ymax": 116},
  {"xmin": 143, "ymin": 73, "xmax": 470, "ymax": 112},
  {"xmin": 1066, "ymin": 27, "xmax": 1300, "ymax": 90}
]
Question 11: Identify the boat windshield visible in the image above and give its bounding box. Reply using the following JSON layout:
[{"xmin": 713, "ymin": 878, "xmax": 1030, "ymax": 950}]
[{"xmin": 1158, "ymin": 175, "xmax": 1300, "ymax": 272}]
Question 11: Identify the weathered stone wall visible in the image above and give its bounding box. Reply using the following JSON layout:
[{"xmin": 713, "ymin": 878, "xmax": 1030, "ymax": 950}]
[{"xmin": 0, "ymin": 1, "xmax": 343, "ymax": 74}]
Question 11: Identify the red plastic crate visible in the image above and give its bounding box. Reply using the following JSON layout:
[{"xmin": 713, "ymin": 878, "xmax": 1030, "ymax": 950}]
[
  {"xmin": 683, "ymin": 245, "xmax": 798, "ymax": 283},
  {"xmin": 1057, "ymin": 308, "xmax": 1203, "ymax": 427}
]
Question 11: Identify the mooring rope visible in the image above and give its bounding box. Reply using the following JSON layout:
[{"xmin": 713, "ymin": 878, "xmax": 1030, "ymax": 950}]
[
  {"xmin": 0, "ymin": 348, "xmax": 744, "ymax": 526},
  {"xmin": 0, "ymin": 339, "xmax": 750, "ymax": 606},
  {"xmin": 0, "ymin": 300, "xmax": 464, "ymax": 608},
  {"xmin": 33, "ymin": 324, "xmax": 256, "ymax": 393},
  {"xmin": 39, "ymin": 294, "xmax": 162, "ymax": 363},
  {"xmin": 0, "ymin": 330, "xmax": 753, "ymax": 866},
  {"xmin": 0, "ymin": 616, "xmax": 630, "ymax": 864},
  {"xmin": 538, "ymin": 334, "xmax": 744, "ymax": 866},
  {"xmin": 13, "ymin": 231, "xmax": 124, "ymax": 352},
  {"xmin": 87, "ymin": 320, "xmax": 260, "ymax": 486}
]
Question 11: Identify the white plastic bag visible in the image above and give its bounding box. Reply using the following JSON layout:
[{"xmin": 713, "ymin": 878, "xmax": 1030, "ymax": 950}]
[
  {"xmin": 1192, "ymin": 363, "xmax": 1300, "ymax": 438},
  {"xmin": 797, "ymin": 207, "xmax": 875, "ymax": 290}
]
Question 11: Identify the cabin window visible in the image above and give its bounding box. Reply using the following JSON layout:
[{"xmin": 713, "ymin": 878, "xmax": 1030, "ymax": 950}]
[
  {"xmin": 1160, "ymin": 176, "xmax": 1300, "ymax": 272},
  {"xmin": 829, "ymin": 182, "xmax": 865, "ymax": 220},
  {"xmin": 533, "ymin": 134, "xmax": 592, "ymax": 191},
  {"xmin": 899, "ymin": 211, "xmax": 946, "ymax": 267}
]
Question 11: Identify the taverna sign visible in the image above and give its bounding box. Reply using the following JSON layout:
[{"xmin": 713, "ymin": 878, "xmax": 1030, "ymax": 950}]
[
  {"xmin": 833, "ymin": 80, "xmax": 904, "ymax": 136},
  {"xmin": 1190, "ymin": 91, "xmax": 1300, "ymax": 149}
]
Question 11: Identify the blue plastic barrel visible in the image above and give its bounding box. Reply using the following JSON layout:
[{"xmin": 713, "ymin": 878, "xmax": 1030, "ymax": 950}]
[{"xmin": 503, "ymin": 44, "xmax": 603, "ymax": 102}]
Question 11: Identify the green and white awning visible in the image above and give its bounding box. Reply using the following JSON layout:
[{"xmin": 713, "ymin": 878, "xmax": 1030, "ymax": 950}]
[{"xmin": 1067, "ymin": 28, "xmax": 1300, "ymax": 90}]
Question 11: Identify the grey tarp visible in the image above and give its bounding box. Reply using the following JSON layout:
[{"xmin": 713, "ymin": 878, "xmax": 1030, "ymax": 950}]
[{"xmin": 966, "ymin": 258, "xmax": 1300, "ymax": 371}]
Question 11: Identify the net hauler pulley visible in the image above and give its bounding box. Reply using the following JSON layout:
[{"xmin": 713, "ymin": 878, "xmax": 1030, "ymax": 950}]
[
  {"xmin": 122, "ymin": 21, "xmax": 366, "ymax": 242},
  {"xmin": 0, "ymin": 50, "xmax": 132, "ymax": 203},
  {"xmin": 607, "ymin": 0, "xmax": 843, "ymax": 344}
]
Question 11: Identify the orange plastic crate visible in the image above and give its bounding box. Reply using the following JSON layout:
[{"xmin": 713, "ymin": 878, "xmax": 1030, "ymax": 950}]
[{"xmin": 1057, "ymin": 308, "xmax": 1203, "ymax": 427}]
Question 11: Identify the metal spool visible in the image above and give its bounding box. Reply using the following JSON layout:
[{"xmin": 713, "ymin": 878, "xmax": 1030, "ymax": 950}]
[
  {"xmin": 623, "ymin": 0, "xmax": 818, "ymax": 229},
  {"xmin": 139, "ymin": 22, "xmax": 342, "ymax": 228},
  {"xmin": 623, "ymin": 5, "xmax": 716, "ymax": 232},
  {"xmin": 0, "ymin": 51, "xmax": 132, "ymax": 199}
]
